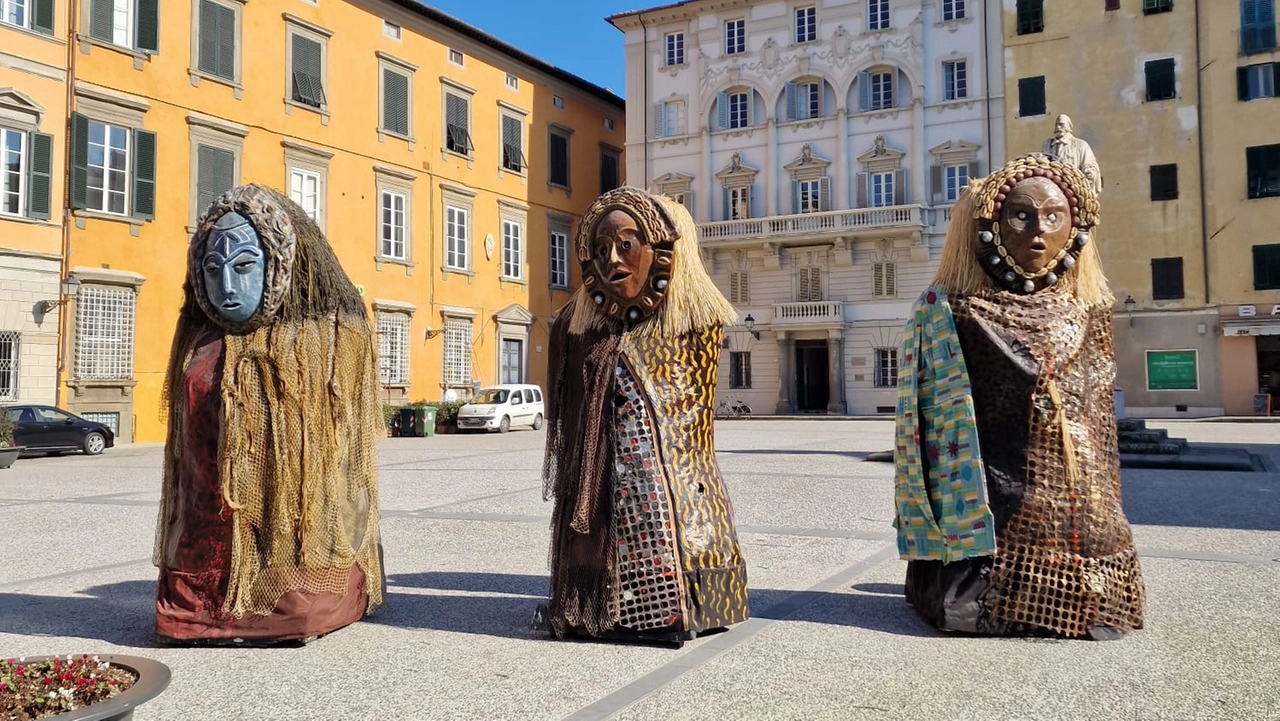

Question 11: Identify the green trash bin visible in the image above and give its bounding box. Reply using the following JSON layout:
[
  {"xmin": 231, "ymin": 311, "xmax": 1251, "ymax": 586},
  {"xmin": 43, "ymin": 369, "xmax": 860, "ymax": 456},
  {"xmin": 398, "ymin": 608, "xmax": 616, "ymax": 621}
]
[{"xmin": 398, "ymin": 406, "xmax": 436, "ymax": 437}]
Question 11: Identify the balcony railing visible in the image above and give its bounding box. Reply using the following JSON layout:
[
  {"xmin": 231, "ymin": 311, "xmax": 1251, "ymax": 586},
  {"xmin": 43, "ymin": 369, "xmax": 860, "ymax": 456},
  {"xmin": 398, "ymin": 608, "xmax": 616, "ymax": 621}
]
[
  {"xmin": 698, "ymin": 204, "xmax": 923, "ymax": 242},
  {"xmin": 774, "ymin": 301, "xmax": 844, "ymax": 324}
]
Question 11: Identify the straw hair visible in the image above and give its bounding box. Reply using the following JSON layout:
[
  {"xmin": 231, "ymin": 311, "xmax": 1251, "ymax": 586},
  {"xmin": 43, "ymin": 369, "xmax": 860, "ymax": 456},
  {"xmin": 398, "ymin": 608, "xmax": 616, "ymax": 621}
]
[
  {"xmin": 932, "ymin": 155, "xmax": 1112, "ymax": 306},
  {"xmin": 568, "ymin": 189, "xmax": 736, "ymax": 337}
]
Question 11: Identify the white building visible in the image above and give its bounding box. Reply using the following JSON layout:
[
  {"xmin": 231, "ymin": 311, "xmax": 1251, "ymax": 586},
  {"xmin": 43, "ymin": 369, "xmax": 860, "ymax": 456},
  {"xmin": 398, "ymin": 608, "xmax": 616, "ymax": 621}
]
[{"xmin": 609, "ymin": 0, "xmax": 1006, "ymax": 414}]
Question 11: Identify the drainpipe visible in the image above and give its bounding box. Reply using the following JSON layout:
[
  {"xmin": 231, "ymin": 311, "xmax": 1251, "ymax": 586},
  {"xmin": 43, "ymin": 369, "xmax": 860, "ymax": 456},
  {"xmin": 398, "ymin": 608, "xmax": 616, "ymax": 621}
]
[
  {"xmin": 55, "ymin": 0, "xmax": 81, "ymax": 410},
  {"xmin": 1194, "ymin": 0, "xmax": 1210, "ymax": 307},
  {"xmin": 982, "ymin": 0, "xmax": 994, "ymax": 170},
  {"xmin": 639, "ymin": 13, "xmax": 650, "ymax": 188}
]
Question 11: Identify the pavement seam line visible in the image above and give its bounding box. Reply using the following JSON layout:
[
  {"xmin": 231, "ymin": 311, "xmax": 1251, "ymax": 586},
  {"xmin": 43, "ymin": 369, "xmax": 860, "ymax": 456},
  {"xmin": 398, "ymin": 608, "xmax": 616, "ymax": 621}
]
[
  {"xmin": 0, "ymin": 557, "xmax": 153, "ymax": 592},
  {"xmin": 560, "ymin": 543, "xmax": 900, "ymax": 721}
]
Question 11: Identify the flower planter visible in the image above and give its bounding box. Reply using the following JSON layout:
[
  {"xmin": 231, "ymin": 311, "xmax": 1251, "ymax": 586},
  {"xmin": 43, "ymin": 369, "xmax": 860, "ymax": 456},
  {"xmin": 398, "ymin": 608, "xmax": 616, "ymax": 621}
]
[
  {"xmin": 0, "ymin": 445, "xmax": 23, "ymax": 470},
  {"xmin": 7, "ymin": 655, "xmax": 171, "ymax": 721}
]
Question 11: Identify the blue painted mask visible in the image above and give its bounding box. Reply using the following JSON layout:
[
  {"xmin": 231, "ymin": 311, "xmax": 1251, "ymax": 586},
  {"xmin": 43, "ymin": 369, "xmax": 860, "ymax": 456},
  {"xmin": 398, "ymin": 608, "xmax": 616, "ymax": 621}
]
[{"xmin": 202, "ymin": 212, "xmax": 266, "ymax": 324}]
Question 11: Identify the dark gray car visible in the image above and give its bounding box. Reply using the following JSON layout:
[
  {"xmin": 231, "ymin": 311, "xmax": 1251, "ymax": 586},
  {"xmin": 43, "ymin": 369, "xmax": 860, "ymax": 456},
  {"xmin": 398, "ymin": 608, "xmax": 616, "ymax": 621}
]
[{"xmin": 3, "ymin": 405, "xmax": 115, "ymax": 455}]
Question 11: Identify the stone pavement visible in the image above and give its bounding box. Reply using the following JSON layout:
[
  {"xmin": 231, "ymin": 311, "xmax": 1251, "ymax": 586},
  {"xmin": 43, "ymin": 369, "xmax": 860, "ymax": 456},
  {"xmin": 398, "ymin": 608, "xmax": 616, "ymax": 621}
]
[{"xmin": 1, "ymin": 420, "xmax": 1277, "ymax": 721}]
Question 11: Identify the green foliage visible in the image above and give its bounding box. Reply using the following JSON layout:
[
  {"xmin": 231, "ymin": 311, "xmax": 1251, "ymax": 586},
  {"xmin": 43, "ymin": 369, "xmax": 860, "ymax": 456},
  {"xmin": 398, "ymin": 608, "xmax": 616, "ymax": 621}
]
[
  {"xmin": 381, "ymin": 404, "xmax": 399, "ymax": 431},
  {"xmin": 407, "ymin": 399, "xmax": 465, "ymax": 426},
  {"xmin": 0, "ymin": 409, "xmax": 13, "ymax": 446}
]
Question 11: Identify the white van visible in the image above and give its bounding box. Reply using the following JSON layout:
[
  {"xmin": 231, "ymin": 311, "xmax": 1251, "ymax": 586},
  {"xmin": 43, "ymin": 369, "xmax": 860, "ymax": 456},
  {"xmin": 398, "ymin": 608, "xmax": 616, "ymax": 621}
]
[{"xmin": 456, "ymin": 384, "xmax": 545, "ymax": 433}]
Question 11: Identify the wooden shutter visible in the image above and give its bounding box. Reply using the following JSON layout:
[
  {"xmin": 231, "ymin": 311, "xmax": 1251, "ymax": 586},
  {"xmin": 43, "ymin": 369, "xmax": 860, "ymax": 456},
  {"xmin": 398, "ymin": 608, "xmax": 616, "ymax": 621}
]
[
  {"xmin": 196, "ymin": 144, "xmax": 234, "ymax": 215},
  {"xmin": 1255, "ymin": 245, "xmax": 1280, "ymax": 289},
  {"xmin": 292, "ymin": 35, "xmax": 325, "ymax": 107},
  {"xmin": 502, "ymin": 115, "xmax": 524, "ymax": 171},
  {"xmin": 968, "ymin": 161, "xmax": 981, "ymax": 186},
  {"xmin": 717, "ymin": 92, "xmax": 729, "ymax": 130},
  {"xmin": 33, "ymin": 0, "xmax": 55, "ymax": 35},
  {"xmin": 132, "ymin": 128, "xmax": 157, "ymax": 220},
  {"xmin": 856, "ymin": 172, "xmax": 868, "ymax": 208},
  {"xmin": 819, "ymin": 177, "xmax": 831, "ymax": 212},
  {"xmin": 808, "ymin": 267, "xmax": 822, "ymax": 301},
  {"xmin": 1019, "ymin": 76, "xmax": 1046, "ymax": 116},
  {"xmin": 198, "ymin": 0, "xmax": 234, "ymax": 80},
  {"xmin": 198, "ymin": 1, "xmax": 218, "ymax": 75},
  {"xmin": 383, "ymin": 69, "xmax": 409, "ymax": 136},
  {"xmin": 791, "ymin": 179, "xmax": 800, "ymax": 214},
  {"xmin": 70, "ymin": 113, "xmax": 89, "ymax": 210},
  {"xmin": 1152, "ymin": 257, "xmax": 1185, "ymax": 300},
  {"xmin": 26, "ymin": 132, "xmax": 53, "ymax": 220},
  {"xmin": 135, "ymin": 0, "xmax": 159, "ymax": 53},
  {"xmin": 893, "ymin": 169, "xmax": 907, "ymax": 205},
  {"xmin": 653, "ymin": 102, "xmax": 666, "ymax": 138},
  {"xmin": 722, "ymin": 187, "xmax": 730, "ymax": 220},
  {"xmin": 88, "ymin": 0, "xmax": 113, "ymax": 42},
  {"xmin": 885, "ymin": 262, "xmax": 897, "ymax": 296},
  {"xmin": 785, "ymin": 82, "xmax": 798, "ymax": 122},
  {"xmin": 930, "ymin": 165, "xmax": 943, "ymax": 204},
  {"xmin": 857, "ymin": 71, "xmax": 871, "ymax": 112},
  {"xmin": 874, "ymin": 263, "xmax": 884, "ymax": 297},
  {"xmin": 549, "ymin": 132, "xmax": 568, "ymax": 186}
]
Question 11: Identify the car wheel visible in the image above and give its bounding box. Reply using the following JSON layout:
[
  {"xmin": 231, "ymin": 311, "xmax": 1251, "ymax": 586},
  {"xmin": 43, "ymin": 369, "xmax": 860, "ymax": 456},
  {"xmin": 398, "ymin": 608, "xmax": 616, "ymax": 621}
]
[
  {"xmin": 532, "ymin": 413, "xmax": 544, "ymax": 431},
  {"xmin": 498, "ymin": 416, "xmax": 510, "ymax": 433},
  {"xmin": 83, "ymin": 431, "xmax": 106, "ymax": 456}
]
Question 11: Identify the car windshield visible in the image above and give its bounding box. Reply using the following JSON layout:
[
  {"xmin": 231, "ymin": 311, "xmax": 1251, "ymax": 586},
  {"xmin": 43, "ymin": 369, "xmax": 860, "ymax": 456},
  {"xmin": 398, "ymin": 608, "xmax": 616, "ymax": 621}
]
[{"xmin": 473, "ymin": 389, "xmax": 509, "ymax": 404}]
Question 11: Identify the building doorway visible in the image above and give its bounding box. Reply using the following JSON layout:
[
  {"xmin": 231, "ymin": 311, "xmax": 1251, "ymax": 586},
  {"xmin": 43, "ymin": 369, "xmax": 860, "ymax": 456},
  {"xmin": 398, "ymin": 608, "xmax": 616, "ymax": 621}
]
[
  {"xmin": 1259, "ymin": 335, "xmax": 1280, "ymax": 415},
  {"xmin": 501, "ymin": 338, "xmax": 524, "ymax": 384},
  {"xmin": 795, "ymin": 340, "xmax": 829, "ymax": 413}
]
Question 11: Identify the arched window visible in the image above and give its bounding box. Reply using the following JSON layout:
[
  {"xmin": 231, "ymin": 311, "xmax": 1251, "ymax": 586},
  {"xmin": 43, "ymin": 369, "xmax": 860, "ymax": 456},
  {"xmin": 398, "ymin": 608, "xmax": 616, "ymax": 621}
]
[
  {"xmin": 854, "ymin": 68, "xmax": 900, "ymax": 112},
  {"xmin": 714, "ymin": 88, "xmax": 758, "ymax": 130},
  {"xmin": 782, "ymin": 78, "xmax": 830, "ymax": 121}
]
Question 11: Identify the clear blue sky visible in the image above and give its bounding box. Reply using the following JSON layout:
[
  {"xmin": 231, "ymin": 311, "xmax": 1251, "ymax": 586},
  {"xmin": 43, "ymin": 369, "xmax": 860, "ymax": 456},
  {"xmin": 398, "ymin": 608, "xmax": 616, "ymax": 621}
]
[{"xmin": 424, "ymin": 0, "xmax": 642, "ymax": 97}]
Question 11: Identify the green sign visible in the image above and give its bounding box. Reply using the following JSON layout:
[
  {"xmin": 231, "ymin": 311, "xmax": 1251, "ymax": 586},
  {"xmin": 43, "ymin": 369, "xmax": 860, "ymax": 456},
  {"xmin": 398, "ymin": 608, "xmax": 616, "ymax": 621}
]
[{"xmin": 1146, "ymin": 350, "xmax": 1198, "ymax": 391}]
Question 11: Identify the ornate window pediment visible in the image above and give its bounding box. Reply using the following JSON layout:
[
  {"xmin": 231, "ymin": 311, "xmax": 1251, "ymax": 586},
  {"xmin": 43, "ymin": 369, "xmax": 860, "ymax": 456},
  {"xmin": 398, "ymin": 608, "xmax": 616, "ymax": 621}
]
[
  {"xmin": 857, "ymin": 134, "xmax": 905, "ymax": 173},
  {"xmin": 928, "ymin": 139, "xmax": 981, "ymax": 166},
  {"xmin": 783, "ymin": 142, "xmax": 831, "ymax": 182},
  {"xmin": 0, "ymin": 88, "xmax": 46, "ymax": 129},
  {"xmin": 715, "ymin": 152, "xmax": 758, "ymax": 190},
  {"xmin": 653, "ymin": 171, "xmax": 694, "ymax": 196}
]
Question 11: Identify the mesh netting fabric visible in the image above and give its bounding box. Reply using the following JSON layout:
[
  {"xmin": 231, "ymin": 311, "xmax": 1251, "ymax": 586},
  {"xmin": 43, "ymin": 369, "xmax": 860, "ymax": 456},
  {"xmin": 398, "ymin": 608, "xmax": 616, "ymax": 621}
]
[
  {"xmin": 213, "ymin": 314, "xmax": 384, "ymax": 618},
  {"xmin": 953, "ymin": 291, "xmax": 1145, "ymax": 637}
]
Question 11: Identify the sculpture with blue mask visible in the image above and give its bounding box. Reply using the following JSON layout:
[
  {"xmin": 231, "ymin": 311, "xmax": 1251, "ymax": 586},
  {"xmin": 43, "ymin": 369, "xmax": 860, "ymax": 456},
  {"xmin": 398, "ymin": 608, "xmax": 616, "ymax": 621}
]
[{"xmin": 202, "ymin": 212, "xmax": 266, "ymax": 324}]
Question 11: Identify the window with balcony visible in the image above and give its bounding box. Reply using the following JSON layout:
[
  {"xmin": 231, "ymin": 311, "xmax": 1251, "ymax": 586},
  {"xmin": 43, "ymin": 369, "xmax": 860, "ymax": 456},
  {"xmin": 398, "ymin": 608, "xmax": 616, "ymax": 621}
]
[
  {"xmin": 874, "ymin": 348, "xmax": 898, "ymax": 388},
  {"xmin": 797, "ymin": 266, "xmax": 822, "ymax": 302},
  {"xmin": 726, "ymin": 186, "xmax": 751, "ymax": 220},
  {"xmin": 871, "ymin": 172, "xmax": 894, "ymax": 207},
  {"xmin": 794, "ymin": 178, "xmax": 830, "ymax": 214}
]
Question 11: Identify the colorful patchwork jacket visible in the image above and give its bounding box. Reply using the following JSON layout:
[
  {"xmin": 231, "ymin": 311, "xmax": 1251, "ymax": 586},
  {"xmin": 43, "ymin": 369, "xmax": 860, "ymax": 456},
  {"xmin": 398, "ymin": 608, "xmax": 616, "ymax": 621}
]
[{"xmin": 893, "ymin": 287, "xmax": 997, "ymax": 562}]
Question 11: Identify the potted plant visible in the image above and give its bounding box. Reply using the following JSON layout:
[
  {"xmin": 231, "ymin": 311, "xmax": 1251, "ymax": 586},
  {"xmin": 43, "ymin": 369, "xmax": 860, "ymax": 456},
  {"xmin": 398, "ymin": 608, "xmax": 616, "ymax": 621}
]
[
  {"xmin": 1, "ymin": 654, "xmax": 171, "ymax": 720},
  {"xmin": 428, "ymin": 400, "xmax": 464, "ymax": 435},
  {"xmin": 0, "ymin": 407, "xmax": 22, "ymax": 470}
]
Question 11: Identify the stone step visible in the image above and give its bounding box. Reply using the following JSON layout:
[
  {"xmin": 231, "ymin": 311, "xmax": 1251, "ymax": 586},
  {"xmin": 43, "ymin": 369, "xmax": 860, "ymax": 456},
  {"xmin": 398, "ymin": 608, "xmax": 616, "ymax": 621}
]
[
  {"xmin": 1118, "ymin": 429, "xmax": 1171, "ymax": 444},
  {"xmin": 1118, "ymin": 439, "xmax": 1188, "ymax": 455},
  {"xmin": 1117, "ymin": 418, "xmax": 1148, "ymax": 433}
]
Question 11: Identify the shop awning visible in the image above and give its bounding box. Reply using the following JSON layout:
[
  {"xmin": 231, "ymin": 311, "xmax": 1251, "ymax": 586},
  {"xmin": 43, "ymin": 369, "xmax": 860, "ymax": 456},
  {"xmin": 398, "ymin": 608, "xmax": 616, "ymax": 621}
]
[{"xmin": 1221, "ymin": 321, "xmax": 1280, "ymax": 337}]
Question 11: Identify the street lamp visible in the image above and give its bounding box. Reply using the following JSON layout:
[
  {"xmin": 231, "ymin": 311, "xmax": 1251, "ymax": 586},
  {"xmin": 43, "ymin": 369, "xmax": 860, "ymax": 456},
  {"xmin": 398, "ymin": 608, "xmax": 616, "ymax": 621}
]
[
  {"xmin": 743, "ymin": 314, "xmax": 760, "ymax": 340},
  {"xmin": 41, "ymin": 277, "xmax": 81, "ymax": 313},
  {"xmin": 1123, "ymin": 295, "xmax": 1136, "ymax": 326}
]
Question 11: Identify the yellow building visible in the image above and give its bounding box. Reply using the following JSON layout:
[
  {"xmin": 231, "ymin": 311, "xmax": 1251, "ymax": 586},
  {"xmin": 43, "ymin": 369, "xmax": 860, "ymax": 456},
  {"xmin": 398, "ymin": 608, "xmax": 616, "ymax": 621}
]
[
  {"xmin": 45, "ymin": 0, "xmax": 622, "ymax": 442},
  {"xmin": 0, "ymin": 0, "xmax": 68, "ymax": 409},
  {"xmin": 1002, "ymin": 0, "xmax": 1280, "ymax": 417}
]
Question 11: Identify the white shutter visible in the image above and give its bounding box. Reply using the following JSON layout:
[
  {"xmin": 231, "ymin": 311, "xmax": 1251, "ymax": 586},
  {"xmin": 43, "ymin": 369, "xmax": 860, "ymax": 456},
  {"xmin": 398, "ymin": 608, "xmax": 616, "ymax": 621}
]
[
  {"xmin": 717, "ymin": 92, "xmax": 729, "ymax": 130},
  {"xmin": 653, "ymin": 102, "xmax": 666, "ymax": 138},
  {"xmin": 857, "ymin": 71, "xmax": 871, "ymax": 112},
  {"xmin": 819, "ymin": 177, "xmax": 831, "ymax": 212},
  {"xmin": 785, "ymin": 82, "xmax": 798, "ymax": 122}
]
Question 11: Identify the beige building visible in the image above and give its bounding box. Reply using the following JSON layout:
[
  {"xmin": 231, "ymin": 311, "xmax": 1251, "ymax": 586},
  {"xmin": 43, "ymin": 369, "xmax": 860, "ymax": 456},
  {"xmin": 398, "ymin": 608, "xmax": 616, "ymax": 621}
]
[{"xmin": 1003, "ymin": 0, "xmax": 1279, "ymax": 417}]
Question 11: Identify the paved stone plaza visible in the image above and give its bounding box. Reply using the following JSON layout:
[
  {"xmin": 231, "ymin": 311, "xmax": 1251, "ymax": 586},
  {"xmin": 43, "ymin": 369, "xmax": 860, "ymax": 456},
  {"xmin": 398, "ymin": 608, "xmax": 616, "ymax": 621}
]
[{"xmin": 1, "ymin": 420, "xmax": 1277, "ymax": 720}]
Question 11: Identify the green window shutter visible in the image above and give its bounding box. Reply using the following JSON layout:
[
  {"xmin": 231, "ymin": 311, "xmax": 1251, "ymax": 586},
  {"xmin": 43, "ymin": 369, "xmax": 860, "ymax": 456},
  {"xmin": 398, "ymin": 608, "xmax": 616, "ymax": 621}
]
[
  {"xmin": 198, "ymin": 0, "xmax": 218, "ymax": 75},
  {"xmin": 33, "ymin": 0, "xmax": 55, "ymax": 35},
  {"xmin": 88, "ymin": 0, "xmax": 113, "ymax": 42},
  {"xmin": 292, "ymin": 35, "xmax": 325, "ymax": 107},
  {"xmin": 27, "ymin": 132, "xmax": 54, "ymax": 220},
  {"xmin": 383, "ymin": 69, "xmax": 409, "ymax": 136},
  {"xmin": 216, "ymin": 3, "xmax": 236, "ymax": 80},
  {"xmin": 132, "ymin": 128, "xmax": 157, "ymax": 220},
  {"xmin": 135, "ymin": 0, "xmax": 160, "ymax": 54},
  {"xmin": 70, "ymin": 113, "xmax": 90, "ymax": 210},
  {"xmin": 196, "ymin": 144, "xmax": 217, "ymax": 214},
  {"xmin": 217, "ymin": 147, "xmax": 235, "ymax": 199}
]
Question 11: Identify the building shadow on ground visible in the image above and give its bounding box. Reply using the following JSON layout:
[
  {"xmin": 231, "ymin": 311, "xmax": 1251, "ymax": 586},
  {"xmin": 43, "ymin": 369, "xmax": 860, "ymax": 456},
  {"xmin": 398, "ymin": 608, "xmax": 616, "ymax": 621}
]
[
  {"xmin": 374, "ymin": 571, "xmax": 935, "ymax": 640},
  {"xmin": 1121, "ymin": 445, "xmax": 1280, "ymax": 532},
  {"xmin": 0, "ymin": 580, "xmax": 156, "ymax": 647}
]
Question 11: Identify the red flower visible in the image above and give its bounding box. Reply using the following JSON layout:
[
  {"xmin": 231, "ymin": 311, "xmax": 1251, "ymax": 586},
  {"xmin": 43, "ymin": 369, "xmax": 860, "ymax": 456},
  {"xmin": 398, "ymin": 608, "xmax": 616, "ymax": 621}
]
[
  {"xmin": 61, "ymin": 672, "xmax": 72, "ymax": 682},
  {"xmin": 43, "ymin": 677, "xmax": 52, "ymax": 685},
  {"xmin": 0, "ymin": 682, "xmax": 7, "ymax": 691},
  {"xmin": 108, "ymin": 680, "xmax": 117, "ymax": 686},
  {"xmin": 78, "ymin": 678, "xmax": 88, "ymax": 687}
]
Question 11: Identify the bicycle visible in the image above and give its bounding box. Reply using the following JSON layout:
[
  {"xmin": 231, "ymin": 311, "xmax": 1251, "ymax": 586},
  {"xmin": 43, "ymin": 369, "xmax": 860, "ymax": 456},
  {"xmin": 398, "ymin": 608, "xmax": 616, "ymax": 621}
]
[{"xmin": 715, "ymin": 396, "xmax": 753, "ymax": 419}]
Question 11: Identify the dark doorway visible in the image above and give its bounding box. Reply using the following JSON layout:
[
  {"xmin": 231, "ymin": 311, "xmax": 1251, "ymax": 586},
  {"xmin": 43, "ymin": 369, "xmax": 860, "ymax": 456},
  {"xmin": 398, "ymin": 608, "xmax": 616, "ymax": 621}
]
[
  {"xmin": 1259, "ymin": 335, "xmax": 1280, "ymax": 415},
  {"xmin": 795, "ymin": 340, "xmax": 829, "ymax": 413}
]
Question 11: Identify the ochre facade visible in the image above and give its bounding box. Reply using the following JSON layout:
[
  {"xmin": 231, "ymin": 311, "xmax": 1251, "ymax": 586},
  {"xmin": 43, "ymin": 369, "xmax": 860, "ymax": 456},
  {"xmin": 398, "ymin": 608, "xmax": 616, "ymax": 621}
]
[{"xmin": 1, "ymin": 0, "xmax": 623, "ymax": 442}]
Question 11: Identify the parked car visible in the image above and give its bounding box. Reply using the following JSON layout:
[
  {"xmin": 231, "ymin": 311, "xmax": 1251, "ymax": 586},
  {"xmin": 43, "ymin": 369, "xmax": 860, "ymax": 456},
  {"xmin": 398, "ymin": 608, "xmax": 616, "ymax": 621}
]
[
  {"xmin": 456, "ymin": 384, "xmax": 545, "ymax": 433},
  {"xmin": 3, "ymin": 404, "xmax": 115, "ymax": 455}
]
